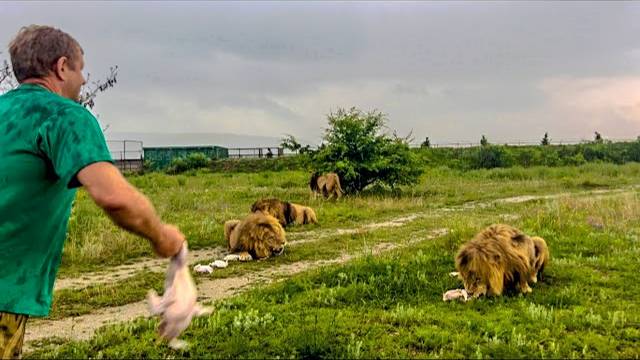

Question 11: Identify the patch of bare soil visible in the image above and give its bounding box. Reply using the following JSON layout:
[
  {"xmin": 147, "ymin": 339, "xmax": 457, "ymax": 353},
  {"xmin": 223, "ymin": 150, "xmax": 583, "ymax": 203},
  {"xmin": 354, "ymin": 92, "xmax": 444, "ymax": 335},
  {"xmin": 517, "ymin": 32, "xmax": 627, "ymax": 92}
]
[{"xmin": 24, "ymin": 227, "xmax": 449, "ymax": 350}]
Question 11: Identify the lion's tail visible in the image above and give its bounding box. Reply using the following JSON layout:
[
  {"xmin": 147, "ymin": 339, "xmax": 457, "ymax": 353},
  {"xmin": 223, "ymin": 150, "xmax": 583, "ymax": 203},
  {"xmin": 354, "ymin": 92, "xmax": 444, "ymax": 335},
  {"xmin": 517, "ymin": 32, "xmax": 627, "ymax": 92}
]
[{"xmin": 309, "ymin": 171, "xmax": 321, "ymax": 192}]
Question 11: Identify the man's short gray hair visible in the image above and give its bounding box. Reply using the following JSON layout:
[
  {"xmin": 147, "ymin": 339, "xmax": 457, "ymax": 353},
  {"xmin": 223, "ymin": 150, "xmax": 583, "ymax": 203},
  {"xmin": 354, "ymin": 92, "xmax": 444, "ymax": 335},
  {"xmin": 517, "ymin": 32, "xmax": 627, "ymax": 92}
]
[{"xmin": 8, "ymin": 25, "xmax": 84, "ymax": 83}]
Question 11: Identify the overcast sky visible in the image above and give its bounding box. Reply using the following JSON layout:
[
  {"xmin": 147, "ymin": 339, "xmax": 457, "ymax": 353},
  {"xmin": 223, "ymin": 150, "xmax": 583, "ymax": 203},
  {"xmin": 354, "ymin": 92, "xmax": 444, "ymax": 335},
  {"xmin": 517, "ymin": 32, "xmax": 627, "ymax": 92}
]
[{"xmin": 1, "ymin": 1, "xmax": 639, "ymax": 146}]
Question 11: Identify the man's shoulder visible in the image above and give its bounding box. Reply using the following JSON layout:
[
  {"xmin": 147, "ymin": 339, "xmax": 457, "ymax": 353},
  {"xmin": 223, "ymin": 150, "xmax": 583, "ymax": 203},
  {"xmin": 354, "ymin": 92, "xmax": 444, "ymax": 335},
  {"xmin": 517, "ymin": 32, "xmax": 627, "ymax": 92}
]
[{"xmin": 1, "ymin": 85, "xmax": 91, "ymax": 119}]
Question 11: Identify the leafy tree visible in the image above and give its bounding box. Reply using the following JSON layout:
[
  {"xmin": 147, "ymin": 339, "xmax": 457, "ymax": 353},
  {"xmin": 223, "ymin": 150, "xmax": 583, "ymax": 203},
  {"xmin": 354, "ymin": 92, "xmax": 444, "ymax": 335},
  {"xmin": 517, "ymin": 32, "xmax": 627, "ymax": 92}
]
[
  {"xmin": 310, "ymin": 107, "xmax": 422, "ymax": 193},
  {"xmin": 541, "ymin": 132, "xmax": 550, "ymax": 146},
  {"xmin": 480, "ymin": 135, "xmax": 489, "ymax": 147},
  {"xmin": 280, "ymin": 134, "xmax": 302, "ymax": 153}
]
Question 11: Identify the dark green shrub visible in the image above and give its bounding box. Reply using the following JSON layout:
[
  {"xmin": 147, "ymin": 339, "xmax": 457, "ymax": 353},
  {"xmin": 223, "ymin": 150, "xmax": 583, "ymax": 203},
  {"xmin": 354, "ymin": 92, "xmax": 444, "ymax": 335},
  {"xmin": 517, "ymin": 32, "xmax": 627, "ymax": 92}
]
[{"xmin": 309, "ymin": 107, "xmax": 423, "ymax": 193}]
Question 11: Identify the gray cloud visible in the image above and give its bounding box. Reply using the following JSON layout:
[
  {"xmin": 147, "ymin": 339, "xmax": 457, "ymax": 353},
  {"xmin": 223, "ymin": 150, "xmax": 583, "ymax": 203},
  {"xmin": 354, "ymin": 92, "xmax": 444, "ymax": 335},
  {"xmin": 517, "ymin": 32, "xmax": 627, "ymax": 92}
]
[{"xmin": 1, "ymin": 1, "xmax": 639, "ymax": 146}]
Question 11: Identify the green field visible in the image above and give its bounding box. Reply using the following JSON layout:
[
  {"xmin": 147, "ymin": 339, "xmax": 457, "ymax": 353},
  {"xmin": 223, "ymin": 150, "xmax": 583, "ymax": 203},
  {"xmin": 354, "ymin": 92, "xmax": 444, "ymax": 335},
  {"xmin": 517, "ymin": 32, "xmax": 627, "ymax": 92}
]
[{"xmin": 27, "ymin": 163, "xmax": 640, "ymax": 358}]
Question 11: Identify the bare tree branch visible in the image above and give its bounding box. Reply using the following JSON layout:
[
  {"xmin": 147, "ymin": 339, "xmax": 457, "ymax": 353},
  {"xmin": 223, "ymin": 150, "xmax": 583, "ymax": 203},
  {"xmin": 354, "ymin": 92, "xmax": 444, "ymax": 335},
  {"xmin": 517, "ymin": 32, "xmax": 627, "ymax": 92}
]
[{"xmin": 79, "ymin": 65, "xmax": 119, "ymax": 109}]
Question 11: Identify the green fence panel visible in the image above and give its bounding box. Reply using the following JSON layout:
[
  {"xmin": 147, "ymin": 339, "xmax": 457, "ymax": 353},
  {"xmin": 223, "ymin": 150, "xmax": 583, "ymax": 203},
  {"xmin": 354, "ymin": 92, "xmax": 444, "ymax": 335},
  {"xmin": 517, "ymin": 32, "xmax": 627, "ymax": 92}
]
[{"xmin": 143, "ymin": 146, "xmax": 229, "ymax": 169}]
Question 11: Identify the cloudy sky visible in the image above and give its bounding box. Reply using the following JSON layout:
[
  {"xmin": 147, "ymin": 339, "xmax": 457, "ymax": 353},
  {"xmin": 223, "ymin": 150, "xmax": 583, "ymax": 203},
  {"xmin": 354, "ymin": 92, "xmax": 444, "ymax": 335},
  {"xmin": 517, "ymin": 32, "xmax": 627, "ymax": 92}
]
[{"xmin": 1, "ymin": 1, "xmax": 639, "ymax": 147}]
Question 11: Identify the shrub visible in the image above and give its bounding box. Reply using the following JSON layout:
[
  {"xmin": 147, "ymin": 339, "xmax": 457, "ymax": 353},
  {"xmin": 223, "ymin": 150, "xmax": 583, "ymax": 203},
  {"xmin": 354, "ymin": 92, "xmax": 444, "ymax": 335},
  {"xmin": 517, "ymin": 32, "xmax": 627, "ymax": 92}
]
[
  {"xmin": 309, "ymin": 107, "xmax": 422, "ymax": 193},
  {"xmin": 166, "ymin": 152, "xmax": 211, "ymax": 174}
]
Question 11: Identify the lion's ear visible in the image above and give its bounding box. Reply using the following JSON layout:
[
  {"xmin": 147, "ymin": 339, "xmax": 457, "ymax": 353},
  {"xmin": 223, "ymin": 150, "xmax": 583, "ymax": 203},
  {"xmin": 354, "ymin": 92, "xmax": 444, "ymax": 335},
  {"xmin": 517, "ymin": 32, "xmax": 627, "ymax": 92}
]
[
  {"xmin": 511, "ymin": 233, "xmax": 527, "ymax": 243},
  {"xmin": 457, "ymin": 250, "xmax": 470, "ymax": 267}
]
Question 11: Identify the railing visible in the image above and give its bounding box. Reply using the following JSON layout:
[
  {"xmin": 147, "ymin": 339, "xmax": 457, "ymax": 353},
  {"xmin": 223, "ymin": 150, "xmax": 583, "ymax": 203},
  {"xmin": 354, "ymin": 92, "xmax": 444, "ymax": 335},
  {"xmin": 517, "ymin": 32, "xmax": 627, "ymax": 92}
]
[
  {"xmin": 227, "ymin": 147, "xmax": 289, "ymax": 158},
  {"xmin": 107, "ymin": 140, "xmax": 144, "ymax": 172},
  {"xmin": 411, "ymin": 138, "xmax": 638, "ymax": 149}
]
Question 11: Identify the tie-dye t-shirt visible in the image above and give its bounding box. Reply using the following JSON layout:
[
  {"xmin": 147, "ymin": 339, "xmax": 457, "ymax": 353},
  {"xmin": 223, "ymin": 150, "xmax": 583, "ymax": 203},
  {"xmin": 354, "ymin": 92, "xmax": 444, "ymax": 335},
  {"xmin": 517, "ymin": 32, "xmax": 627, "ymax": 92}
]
[{"xmin": 0, "ymin": 84, "xmax": 112, "ymax": 316}]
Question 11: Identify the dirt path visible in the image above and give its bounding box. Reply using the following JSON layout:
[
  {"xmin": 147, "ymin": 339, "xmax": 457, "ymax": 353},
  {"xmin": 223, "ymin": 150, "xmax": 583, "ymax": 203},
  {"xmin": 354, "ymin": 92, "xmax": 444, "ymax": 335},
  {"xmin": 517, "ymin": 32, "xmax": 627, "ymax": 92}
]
[
  {"xmin": 25, "ymin": 227, "xmax": 449, "ymax": 350},
  {"xmin": 54, "ymin": 212, "xmax": 428, "ymax": 292},
  {"xmin": 54, "ymin": 186, "xmax": 637, "ymax": 292}
]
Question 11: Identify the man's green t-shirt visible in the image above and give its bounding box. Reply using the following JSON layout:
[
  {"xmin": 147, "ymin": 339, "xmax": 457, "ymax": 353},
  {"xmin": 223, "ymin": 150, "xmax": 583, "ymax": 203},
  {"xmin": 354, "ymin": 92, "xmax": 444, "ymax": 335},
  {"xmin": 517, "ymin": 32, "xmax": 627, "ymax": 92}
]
[{"xmin": 0, "ymin": 84, "xmax": 113, "ymax": 316}]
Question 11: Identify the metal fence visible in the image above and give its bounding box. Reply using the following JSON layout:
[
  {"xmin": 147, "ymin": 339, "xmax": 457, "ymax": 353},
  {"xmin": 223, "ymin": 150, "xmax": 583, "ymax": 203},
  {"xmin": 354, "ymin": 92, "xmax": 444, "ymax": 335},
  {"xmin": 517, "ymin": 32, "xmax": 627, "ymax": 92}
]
[
  {"xmin": 227, "ymin": 147, "xmax": 289, "ymax": 158},
  {"xmin": 107, "ymin": 140, "xmax": 144, "ymax": 172},
  {"xmin": 410, "ymin": 138, "xmax": 638, "ymax": 149}
]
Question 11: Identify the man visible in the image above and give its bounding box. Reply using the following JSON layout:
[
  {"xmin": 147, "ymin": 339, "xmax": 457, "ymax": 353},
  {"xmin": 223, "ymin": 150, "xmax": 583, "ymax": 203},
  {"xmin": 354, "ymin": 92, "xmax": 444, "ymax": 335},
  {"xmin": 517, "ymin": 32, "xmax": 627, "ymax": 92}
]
[{"xmin": 0, "ymin": 25, "xmax": 185, "ymax": 357}]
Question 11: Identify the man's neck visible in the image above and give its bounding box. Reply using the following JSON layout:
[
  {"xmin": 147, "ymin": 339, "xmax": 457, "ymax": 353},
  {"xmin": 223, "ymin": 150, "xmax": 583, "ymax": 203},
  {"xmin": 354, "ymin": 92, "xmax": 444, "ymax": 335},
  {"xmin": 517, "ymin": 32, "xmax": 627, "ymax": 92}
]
[{"xmin": 21, "ymin": 77, "xmax": 62, "ymax": 96}]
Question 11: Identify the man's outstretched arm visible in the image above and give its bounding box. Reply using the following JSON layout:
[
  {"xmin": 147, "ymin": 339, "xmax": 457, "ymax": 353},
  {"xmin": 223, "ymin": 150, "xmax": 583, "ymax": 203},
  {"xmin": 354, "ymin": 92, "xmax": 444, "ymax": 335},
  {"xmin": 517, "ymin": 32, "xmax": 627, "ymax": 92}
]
[{"xmin": 77, "ymin": 161, "xmax": 184, "ymax": 258}]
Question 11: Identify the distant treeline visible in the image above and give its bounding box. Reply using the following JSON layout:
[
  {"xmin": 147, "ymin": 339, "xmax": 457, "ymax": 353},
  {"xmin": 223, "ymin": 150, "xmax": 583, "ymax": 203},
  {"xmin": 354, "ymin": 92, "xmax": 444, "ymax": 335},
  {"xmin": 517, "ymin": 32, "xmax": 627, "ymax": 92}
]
[
  {"xmin": 419, "ymin": 140, "xmax": 640, "ymax": 170},
  {"xmin": 153, "ymin": 140, "xmax": 640, "ymax": 174}
]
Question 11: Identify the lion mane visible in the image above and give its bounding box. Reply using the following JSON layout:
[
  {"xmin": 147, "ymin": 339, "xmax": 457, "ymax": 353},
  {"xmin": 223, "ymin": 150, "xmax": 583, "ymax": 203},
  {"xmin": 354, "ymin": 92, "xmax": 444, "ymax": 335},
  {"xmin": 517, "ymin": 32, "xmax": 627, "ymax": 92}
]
[
  {"xmin": 455, "ymin": 224, "xmax": 545, "ymax": 297},
  {"xmin": 224, "ymin": 213, "xmax": 286, "ymax": 260}
]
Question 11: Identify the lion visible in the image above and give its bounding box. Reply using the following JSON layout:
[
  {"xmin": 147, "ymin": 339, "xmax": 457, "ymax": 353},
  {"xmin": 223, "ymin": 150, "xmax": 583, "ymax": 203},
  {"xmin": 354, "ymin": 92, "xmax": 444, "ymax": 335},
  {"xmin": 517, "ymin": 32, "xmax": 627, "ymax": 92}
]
[
  {"xmin": 531, "ymin": 236, "xmax": 550, "ymax": 282},
  {"xmin": 309, "ymin": 172, "xmax": 344, "ymax": 199},
  {"xmin": 289, "ymin": 203, "xmax": 318, "ymax": 225},
  {"xmin": 455, "ymin": 224, "xmax": 538, "ymax": 298},
  {"xmin": 251, "ymin": 198, "xmax": 292, "ymax": 227},
  {"xmin": 223, "ymin": 213, "xmax": 286, "ymax": 261},
  {"xmin": 251, "ymin": 198, "xmax": 318, "ymax": 226}
]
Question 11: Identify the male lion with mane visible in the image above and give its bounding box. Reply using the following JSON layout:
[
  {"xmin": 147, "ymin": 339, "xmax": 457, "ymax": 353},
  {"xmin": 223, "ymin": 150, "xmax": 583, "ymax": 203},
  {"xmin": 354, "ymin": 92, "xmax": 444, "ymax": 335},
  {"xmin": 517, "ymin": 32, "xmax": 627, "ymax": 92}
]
[
  {"xmin": 455, "ymin": 224, "xmax": 548, "ymax": 298},
  {"xmin": 223, "ymin": 213, "xmax": 286, "ymax": 261},
  {"xmin": 309, "ymin": 172, "xmax": 343, "ymax": 199},
  {"xmin": 251, "ymin": 198, "xmax": 292, "ymax": 227},
  {"xmin": 251, "ymin": 198, "xmax": 318, "ymax": 226}
]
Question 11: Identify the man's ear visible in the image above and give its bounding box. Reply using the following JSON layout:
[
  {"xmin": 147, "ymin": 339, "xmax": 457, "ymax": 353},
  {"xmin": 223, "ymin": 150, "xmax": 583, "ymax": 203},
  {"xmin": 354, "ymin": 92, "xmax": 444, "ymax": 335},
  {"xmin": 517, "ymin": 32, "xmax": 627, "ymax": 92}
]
[{"xmin": 53, "ymin": 56, "xmax": 69, "ymax": 81}]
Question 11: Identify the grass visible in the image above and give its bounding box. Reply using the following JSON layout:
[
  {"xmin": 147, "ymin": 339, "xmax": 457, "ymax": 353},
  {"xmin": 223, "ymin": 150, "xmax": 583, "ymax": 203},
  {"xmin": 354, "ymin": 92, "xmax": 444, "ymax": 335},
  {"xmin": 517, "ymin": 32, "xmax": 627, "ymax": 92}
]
[
  {"xmin": 27, "ymin": 162, "xmax": 640, "ymax": 358},
  {"xmin": 59, "ymin": 163, "xmax": 640, "ymax": 276}
]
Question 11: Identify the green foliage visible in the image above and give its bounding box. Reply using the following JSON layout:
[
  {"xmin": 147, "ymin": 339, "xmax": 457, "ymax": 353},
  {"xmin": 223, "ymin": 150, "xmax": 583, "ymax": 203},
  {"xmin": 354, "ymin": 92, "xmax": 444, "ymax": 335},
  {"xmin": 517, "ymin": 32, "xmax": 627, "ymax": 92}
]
[
  {"xmin": 280, "ymin": 134, "xmax": 302, "ymax": 152},
  {"xmin": 309, "ymin": 107, "xmax": 423, "ymax": 193},
  {"xmin": 418, "ymin": 140, "xmax": 640, "ymax": 170},
  {"xmin": 210, "ymin": 156, "xmax": 309, "ymax": 173},
  {"xmin": 471, "ymin": 145, "xmax": 513, "ymax": 169},
  {"xmin": 166, "ymin": 152, "xmax": 211, "ymax": 174},
  {"xmin": 480, "ymin": 135, "xmax": 489, "ymax": 147}
]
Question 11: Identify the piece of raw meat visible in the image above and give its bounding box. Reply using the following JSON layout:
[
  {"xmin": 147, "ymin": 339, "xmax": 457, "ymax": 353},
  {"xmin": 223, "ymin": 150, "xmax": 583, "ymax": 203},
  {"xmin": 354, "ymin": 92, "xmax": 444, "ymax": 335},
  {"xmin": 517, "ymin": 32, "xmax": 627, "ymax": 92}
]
[{"xmin": 147, "ymin": 243, "xmax": 212, "ymax": 349}]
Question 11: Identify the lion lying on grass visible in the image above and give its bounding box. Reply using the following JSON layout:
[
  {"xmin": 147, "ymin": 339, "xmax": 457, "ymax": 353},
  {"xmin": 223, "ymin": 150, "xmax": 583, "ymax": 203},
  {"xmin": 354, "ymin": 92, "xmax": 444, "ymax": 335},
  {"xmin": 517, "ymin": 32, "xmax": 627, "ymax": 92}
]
[
  {"xmin": 251, "ymin": 198, "xmax": 317, "ymax": 226},
  {"xmin": 223, "ymin": 213, "xmax": 286, "ymax": 261},
  {"xmin": 455, "ymin": 224, "xmax": 549, "ymax": 298},
  {"xmin": 309, "ymin": 172, "xmax": 343, "ymax": 199}
]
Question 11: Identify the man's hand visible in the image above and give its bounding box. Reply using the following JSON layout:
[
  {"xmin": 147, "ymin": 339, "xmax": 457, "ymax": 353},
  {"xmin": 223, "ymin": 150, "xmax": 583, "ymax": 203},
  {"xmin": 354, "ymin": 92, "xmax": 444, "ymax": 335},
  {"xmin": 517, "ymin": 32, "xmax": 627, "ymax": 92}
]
[{"xmin": 156, "ymin": 224, "xmax": 186, "ymax": 258}]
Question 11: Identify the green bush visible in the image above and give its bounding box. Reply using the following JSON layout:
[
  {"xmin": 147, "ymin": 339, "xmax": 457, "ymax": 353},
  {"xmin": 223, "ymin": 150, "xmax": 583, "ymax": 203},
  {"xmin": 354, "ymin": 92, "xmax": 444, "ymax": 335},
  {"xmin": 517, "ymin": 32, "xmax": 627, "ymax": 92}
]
[
  {"xmin": 309, "ymin": 107, "xmax": 423, "ymax": 193},
  {"xmin": 471, "ymin": 145, "xmax": 512, "ymax": 169},
  {"xmin": 166, "ymin": 152, "xmax": 211, "ymax": 174}
]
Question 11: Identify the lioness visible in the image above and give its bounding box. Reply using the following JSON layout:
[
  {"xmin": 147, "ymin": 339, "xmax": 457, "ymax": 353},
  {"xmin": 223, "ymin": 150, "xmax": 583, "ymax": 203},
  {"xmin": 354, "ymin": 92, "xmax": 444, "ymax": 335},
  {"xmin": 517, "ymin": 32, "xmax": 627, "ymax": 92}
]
[{"xmin": 309, "ymin": 172, "xmax": 343, "ymax": 199}]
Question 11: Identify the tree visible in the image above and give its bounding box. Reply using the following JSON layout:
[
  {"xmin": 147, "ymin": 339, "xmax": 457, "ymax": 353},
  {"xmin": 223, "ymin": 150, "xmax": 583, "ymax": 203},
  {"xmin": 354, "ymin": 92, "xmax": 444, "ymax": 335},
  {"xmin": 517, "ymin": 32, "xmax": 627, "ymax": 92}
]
[
  {"xmin": 280, "ymin": 134, "xmax": 302, "ymax": 153},
  {"xmin": 309, "ymin": 107, "xmax": 423, "ymax": 193},
  {"xmin": 421, "ymin": 136, "xmax": 431, "ymax": 148},
  {"xmin": 480, "ymin": 135, "xmax": 489, "ymax": 147},
  {"xmin": 541, "ymin": 132, "xmax": 550, "ymax": 146}
]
